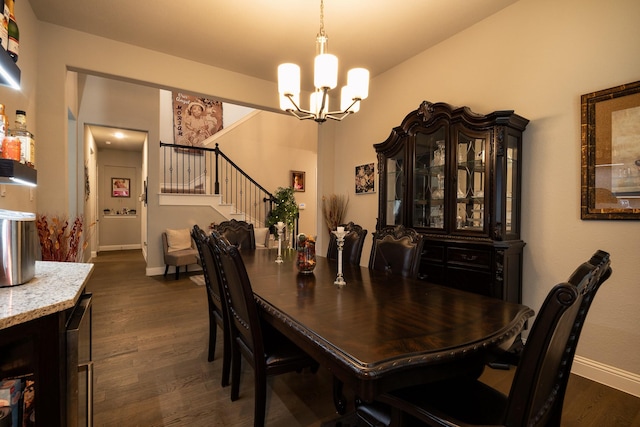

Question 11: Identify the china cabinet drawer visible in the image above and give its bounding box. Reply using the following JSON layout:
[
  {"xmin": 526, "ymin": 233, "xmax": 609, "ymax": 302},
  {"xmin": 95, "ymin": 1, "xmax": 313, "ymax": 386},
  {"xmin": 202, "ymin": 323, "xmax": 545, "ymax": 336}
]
[
  {"xmin": 422, "ymin": 244, "xmax": 444, "ymax": 262},
  {"xmin": 447, "ymin": 247, "xmax": 491, "ymax": 269}
]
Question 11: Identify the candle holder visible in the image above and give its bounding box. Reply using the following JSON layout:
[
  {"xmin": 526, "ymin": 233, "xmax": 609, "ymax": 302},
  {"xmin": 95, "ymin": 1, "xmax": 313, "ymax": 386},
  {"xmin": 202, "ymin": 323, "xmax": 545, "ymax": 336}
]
[
  {"xmin": 275, "ymin": 222, "xmax": 285, "ymax": 263},
  {"xmin": 332, "ymin": 227, "xmax": 347, "ymax": 286}
]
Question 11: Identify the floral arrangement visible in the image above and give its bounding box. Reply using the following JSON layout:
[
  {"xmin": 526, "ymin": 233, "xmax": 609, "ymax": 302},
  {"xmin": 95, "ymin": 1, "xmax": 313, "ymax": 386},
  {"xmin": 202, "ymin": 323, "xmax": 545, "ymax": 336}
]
[
  {"xmin": 322, "ymin": 194, "xmax": 349, "ymax": 232},
  {"xmin": 36, "ymin": 214, "xmax": 93, "ymax": 262}
]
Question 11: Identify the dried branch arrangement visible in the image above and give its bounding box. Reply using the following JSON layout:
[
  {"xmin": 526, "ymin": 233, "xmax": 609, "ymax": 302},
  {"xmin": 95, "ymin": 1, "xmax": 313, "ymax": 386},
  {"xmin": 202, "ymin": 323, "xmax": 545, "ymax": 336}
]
[
  {"xmin": 36, "ymin": 214, "xmax": 93, "ymax": 262},
  {"xmin": 322, "ymin": 194, "xmax": 349, "ymax": 232}
]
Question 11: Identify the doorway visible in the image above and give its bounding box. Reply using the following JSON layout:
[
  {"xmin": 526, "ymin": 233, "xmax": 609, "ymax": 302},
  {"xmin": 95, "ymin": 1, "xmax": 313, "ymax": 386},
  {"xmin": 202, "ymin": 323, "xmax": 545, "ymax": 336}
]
[{"xmin": 87, "ymin": 124, "xmax": 147, "ymax": 255}]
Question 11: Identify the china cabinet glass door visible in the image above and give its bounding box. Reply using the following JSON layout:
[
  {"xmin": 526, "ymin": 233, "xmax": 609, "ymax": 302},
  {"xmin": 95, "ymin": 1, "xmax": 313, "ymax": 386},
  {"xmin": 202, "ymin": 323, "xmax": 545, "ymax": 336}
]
[
  {"xmin": 413, "ymin": 128, "xmax": 446, "ymax": 229},
  {"xmin": 506, "ymin": 134, "xmax": 519, "ymax": 234},
  {"xmin": 385, "ymin": 147, "xmax": 405, "ymax": 226},
  {"xmin": 455, "ymin": 131, "xmax": 486, "ymax": 232}
]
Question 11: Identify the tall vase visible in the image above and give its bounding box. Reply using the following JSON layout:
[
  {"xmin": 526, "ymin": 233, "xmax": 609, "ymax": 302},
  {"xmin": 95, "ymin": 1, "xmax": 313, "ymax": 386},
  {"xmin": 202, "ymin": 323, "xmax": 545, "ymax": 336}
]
[{"xmin": 296, "ymin": 234, "xmax": 316, "ymax": 274}]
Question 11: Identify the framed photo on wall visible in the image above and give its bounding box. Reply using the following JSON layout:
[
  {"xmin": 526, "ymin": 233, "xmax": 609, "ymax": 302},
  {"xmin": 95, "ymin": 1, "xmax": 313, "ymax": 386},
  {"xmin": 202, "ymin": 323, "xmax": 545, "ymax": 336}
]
[
  {"xmin": 112, "ymin": 178, "xmax": 130, "ymax": 198},
  {"xmin": 291, "ymin": 171, "xmax": 305, "ymax": 192},
  {"xmin": 581, "ymin": 80, "xmax": 640, "ymax": 219},
  {"xmin": 355, "ymin": 163, "xmax": 375, "ymax": 194}
]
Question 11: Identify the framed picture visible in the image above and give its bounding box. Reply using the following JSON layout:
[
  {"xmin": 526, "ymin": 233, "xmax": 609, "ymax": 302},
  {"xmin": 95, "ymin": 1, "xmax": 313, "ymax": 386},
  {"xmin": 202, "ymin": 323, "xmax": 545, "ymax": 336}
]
[
  {"xmin": 112, "ymin": 177, "xmax": 130, "ymax": 198},
  {"xmin": 581, "ymin": 80, "xmax": 640, "ymax": 219},
  {"xmin": 355, "ymin": 163, "xmax": 375, "ymax": 194},
  {"xmin": 291, "ymin": 171, "xmax": 305, "ymax": 192},
  {"xmin": 172, "ymin": 92, "xmax": 223, "ymax": 148}
]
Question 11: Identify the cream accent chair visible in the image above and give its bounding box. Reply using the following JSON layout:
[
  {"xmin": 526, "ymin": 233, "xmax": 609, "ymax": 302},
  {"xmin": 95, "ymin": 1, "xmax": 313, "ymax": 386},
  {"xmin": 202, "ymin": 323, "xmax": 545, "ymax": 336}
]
[{"xmin": 162, "ymin": 229, "xmax": 198, "ymax": 280}]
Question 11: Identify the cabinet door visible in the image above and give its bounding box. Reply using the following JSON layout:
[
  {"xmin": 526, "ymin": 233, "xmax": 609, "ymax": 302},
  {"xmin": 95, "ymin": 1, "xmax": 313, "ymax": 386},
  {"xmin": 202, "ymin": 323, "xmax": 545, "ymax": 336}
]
[
  {"xmin": 384, "ymin": 147, "xmax": 405, "ymax": 226},
  {"xmin": 413, "ymin": 127, "xmax": 446, "ymax": 229},
  {"xmin": 505, "ymin": 134, "xmax": 519, "ymax": 235},
  {"xmin": 455, "ymin": 129, "xmax": 488, "ymax": 233}
]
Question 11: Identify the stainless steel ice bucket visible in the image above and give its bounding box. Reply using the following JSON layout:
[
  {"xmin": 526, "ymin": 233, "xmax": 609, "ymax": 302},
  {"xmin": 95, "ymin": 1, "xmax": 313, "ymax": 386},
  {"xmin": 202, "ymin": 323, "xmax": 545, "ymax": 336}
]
[{"xmin": 0, "ymin": 209, "xmax": 37, "ymax": 286}]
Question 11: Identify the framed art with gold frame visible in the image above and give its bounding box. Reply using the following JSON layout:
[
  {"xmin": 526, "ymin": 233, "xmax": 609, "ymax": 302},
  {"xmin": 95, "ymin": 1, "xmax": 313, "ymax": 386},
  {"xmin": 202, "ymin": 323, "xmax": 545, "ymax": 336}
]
[{"xmin": 581, "ymin": 80, "xmax": 640, "ymax": 219}]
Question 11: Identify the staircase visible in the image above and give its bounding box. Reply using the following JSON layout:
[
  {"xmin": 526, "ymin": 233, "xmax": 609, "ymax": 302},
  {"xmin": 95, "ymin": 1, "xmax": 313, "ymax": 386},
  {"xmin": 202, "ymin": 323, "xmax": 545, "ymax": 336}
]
[{"xmin": 159, "ymin": 142, "xmax": 274, "ymax": 228}]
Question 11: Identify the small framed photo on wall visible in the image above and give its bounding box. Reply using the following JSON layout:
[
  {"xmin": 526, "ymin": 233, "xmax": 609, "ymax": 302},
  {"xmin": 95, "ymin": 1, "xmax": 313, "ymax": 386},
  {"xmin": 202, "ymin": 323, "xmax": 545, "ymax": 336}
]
[
  {"xmin": 291, "ymin": 171, "xmax": 305, "ymax": 192},
  {"xmin": 355, "ymin": 163, "xmax": 375, "ymax": 194},
  {"xmin": 112, "ymin": 177, "xmax": 130, "ymax": 197}
]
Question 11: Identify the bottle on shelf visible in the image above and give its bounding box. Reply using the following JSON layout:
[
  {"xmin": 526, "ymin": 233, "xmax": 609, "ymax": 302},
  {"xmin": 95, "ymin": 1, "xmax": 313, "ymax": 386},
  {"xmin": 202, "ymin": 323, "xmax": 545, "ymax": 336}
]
[
  {"xmin": 0, "ymin": 103, "xmax": 8, "ymax": 139},
  {"xmin": 10, "ymin": 109, "xmax": 34, "ymax": 167},
  {"xmin": 1, "ymin": 135, "xmax": 19, "ymax": 160},
  {"xmin": 0, "ymin": 1, "xmax": 8, "ymax": 51},
  {"xmin": 0, "ymin": 103, "xmax": 19, "ymax": 161},
  {"xmin": 6, "ymin": 0, "xmax": 18, "ymax": 62}
]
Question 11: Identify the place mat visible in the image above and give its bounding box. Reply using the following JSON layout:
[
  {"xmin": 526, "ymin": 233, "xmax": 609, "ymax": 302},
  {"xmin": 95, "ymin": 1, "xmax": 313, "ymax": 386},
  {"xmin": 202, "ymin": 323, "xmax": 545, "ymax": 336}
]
[
  {"xmin": 320, "ymin": 412, "xmax": 360, "ymax": 427},
  {"xmin": 189, "ymin": 274, "xmax": 205, "ymax": 286}
]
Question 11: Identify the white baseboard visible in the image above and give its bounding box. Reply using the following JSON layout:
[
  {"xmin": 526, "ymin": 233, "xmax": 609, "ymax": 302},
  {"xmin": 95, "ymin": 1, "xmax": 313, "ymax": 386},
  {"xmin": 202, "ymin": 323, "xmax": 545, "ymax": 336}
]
[
  {"xmin": 572, "ymin": 355, "xmax": 640, "ymax": 398},
  {"xmin": 99, "ymin": 244, "xmax": 142, "ymax": 252}
]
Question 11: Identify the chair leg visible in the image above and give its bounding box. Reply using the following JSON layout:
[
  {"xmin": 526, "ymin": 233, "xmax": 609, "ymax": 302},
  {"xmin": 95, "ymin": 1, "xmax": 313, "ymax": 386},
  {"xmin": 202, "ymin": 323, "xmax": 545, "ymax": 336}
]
[
  {"xmin": 231, "ymin": 347, "xmax": 241, "ymax": 401},
  {"xmin": 254, "ymin": 373, "xmax": 267, "ymax": 427},
  {"xmin": 208, "ymin": 314, "xmax": 217, "ymax": 362},
  {"xmin": 221, "ymin": 324, "xmax": 231, "ymax": 387},
  {"xmin": 175, "ymin": 266, "xmax": 180, "ymax": 280},
  {"xmin": 164, "ymin": 265, "xmax": 169, "ymax": 277}
]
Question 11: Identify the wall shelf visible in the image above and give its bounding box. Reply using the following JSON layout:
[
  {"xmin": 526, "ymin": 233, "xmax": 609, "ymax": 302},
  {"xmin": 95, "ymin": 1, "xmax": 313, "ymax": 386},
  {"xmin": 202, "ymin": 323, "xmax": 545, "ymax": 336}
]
[
  {"xmin": 0, "ymin": 47, "xmax": 20, "ymax": 89},
  {"xmin": 0, "ymin": 159, "xmax": 37, "ymax": 186}
]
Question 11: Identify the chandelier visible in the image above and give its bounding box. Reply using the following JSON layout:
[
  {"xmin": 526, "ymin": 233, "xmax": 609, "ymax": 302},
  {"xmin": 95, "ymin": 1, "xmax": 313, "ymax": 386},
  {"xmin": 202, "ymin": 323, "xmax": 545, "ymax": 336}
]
[{"xmin": 277, "ymin": 0, "xmax": 369, "ymax": 123}]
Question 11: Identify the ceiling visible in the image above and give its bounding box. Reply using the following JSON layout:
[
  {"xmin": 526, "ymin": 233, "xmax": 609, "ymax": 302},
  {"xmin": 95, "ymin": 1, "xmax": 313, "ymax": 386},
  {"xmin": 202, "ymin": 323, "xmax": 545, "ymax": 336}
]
[
  {"xmin": 29, "ymin": 0, "xmax": 519, "ymax": 150},
  {"xmin": 88, "ymin": 125, "xmax": 147, "ymax": 152}
]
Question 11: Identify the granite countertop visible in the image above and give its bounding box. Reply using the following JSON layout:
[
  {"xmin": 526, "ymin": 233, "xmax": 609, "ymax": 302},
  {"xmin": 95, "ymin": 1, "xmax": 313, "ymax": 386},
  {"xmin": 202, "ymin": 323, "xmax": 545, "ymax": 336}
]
[{"xmin": 0, "ymin": 261, "xmax": 95, "ymax": 330}]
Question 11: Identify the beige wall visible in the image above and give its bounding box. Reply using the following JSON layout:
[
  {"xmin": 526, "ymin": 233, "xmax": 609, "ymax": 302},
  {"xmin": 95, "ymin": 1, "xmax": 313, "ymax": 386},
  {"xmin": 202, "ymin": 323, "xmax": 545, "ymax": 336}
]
[
  {"xmin": 329, "ymin": 0, "xmax": 640, "ymax": 388},
  {"xmin": 1, "ymin": 0, "xmax": 637, "ymax": 395}
]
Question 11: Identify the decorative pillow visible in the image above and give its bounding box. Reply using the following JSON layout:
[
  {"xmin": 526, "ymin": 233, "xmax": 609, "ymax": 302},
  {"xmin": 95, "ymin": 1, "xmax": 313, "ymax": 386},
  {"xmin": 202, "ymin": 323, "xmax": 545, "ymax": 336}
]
[
  {"xmin": 254, "ymin": 227, "xmax": 269, "ymax": 248},
  {"xmin": 166, "ymin": 228, "xmax": 192, "ymax": 252}
]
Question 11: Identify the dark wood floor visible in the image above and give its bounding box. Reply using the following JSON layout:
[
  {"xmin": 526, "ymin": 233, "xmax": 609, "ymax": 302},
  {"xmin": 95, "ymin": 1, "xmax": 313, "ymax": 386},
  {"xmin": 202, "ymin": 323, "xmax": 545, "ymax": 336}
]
[{"xmin": 87, "ymin": 250, "xmax": 640, "ymax": 426}]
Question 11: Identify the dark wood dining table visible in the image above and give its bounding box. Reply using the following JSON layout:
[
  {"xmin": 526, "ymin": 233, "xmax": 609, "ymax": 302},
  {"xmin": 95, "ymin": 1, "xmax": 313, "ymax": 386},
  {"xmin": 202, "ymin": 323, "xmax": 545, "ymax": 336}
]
[{"xmin": 241, "ymin": 248, "xmax": 533, "ymax": 412}]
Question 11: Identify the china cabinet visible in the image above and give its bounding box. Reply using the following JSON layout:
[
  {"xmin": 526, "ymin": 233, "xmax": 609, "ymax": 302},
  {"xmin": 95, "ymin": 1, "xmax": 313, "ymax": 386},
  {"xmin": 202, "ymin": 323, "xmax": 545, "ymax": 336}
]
[{"xmin": 375, "ymin": 101, "xmax": 529, "ymax": 303}]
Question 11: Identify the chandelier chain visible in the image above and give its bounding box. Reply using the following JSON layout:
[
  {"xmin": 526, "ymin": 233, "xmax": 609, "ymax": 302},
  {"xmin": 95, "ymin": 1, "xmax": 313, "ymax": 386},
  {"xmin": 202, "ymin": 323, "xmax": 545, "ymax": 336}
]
[{"xmin": 319, "ymin": 0, "xmax": 325, "ymax": 36}]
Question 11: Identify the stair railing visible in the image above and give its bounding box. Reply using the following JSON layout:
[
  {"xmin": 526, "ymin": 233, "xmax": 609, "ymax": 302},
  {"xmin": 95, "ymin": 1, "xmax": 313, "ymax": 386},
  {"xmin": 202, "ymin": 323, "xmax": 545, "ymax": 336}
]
[{"xmin": 160, "ymin": 142, "xmax": 275, "ymax": 228}]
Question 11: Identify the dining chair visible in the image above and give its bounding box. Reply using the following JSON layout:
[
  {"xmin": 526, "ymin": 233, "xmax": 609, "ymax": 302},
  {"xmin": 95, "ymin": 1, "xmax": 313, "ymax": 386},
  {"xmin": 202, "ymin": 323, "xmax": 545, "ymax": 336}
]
[
  {"xmin": 356, "ymin": 249, "xmax": 613, "ymax": 427},
  {"xmin": 215, "ymin": 219, "xmax": 256, "ymax": 250},
  {"xmin": 209, "ymin": 231, "xmax": 318, "ymax": 427},
  {"xmin": 368, "ymin": 225, "xmax": 425, "ymax": 279},
  {"xmin": 326, "ymin": 221, "xmax": 368, "ymax": 266},
  {"xmin": 191, "ymin": 225, "xmax": 231, "ymax": 387}
]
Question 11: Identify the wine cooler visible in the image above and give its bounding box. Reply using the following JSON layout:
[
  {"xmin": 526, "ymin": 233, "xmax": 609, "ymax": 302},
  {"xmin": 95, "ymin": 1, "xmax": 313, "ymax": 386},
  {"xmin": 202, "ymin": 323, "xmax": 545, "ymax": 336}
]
[{"xmin": 66, "ymin": 292, "xmax": 93, "ymax": 427}]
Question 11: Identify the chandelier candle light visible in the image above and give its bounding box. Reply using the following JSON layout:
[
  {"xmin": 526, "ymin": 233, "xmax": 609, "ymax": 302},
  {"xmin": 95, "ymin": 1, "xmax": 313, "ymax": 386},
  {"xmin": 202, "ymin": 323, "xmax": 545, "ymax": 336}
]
[
  {"xmin": 275, "ymin": 221, "xmax": 285, "ymax": 263},
  {"xmin": 277, "ymin": 0, "xmax": 369, "ymax": 123},
  {"xmin": 333, "ymin": 226, "xmax": 347, "ymax": 286}
]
